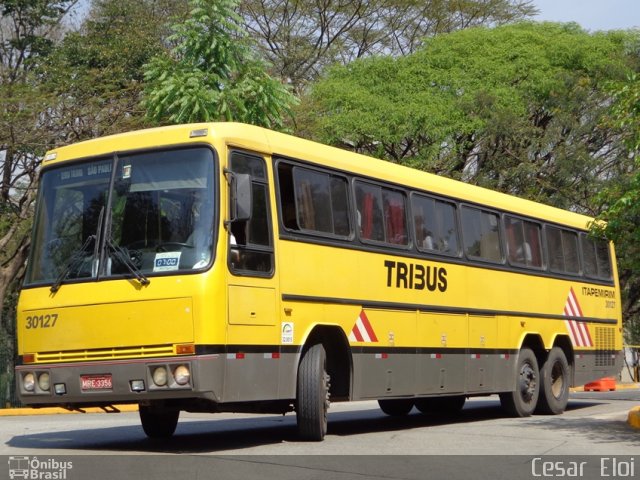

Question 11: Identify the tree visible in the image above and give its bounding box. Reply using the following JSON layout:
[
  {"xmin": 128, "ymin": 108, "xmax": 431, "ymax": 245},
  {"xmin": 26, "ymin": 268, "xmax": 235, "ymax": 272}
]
[
  {"xmin": 0, "ymin": 0, "xmax": 186, "ymax": 406},
  {"xmin": 304, "ymin": 22, "xmax": 637, "ymax": 209},
  {"xmin": 593, "ymin": 74, "xmax": 640, "ymax": 347},
  {"xmin": 143, "ymin": 0, "xmax": 297, "ymax": 129},
  {"xmin": 302, "ymin": 22, "xmax": 640, "ymax": 323},
  {"xmin": 240, "ymin": 0, "xmax": 538, "ymax": 93},
  {"xmin": 0, "ymin": 0, "xmax": 78, "ymax": 406},
  {"xmin": 42, "ymin": 0, "xmax": 187, "ymax": 143}
]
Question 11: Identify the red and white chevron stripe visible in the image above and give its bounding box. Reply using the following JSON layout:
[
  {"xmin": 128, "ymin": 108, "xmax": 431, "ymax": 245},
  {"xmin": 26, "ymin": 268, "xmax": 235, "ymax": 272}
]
[
  {"xmin": 563, "ymin": 287, "xmax": 593, "ymax": 347},
  {"xmin": 348, "ymin": 310, "xmax": 378, "ymax": 343}
]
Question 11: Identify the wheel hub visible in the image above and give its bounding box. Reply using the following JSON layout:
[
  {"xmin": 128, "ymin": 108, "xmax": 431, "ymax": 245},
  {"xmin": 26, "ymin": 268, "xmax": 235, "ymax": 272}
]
[{"xmin": 519, "ymin": 362, "xmax": 537, "ymax": 402}]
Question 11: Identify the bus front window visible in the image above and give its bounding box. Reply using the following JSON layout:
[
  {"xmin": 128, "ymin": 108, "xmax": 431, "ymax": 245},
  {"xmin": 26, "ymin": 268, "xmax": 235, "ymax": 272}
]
[
  {"xmin": 24, "ymin": 147, "xmax": 215, "ymax": 287},
  {"xmin": 25, "ymin": 160, "xmax": 112, "ymax": 285}
]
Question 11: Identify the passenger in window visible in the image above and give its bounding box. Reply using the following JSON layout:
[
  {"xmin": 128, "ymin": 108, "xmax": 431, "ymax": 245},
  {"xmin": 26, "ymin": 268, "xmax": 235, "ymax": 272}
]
[
  {"xmin": 423, "ymin": 232, "xmax": 434, "ymax": 250},
  {"xmin": 515, "ymin": 242, "xmax": 532, "ymax": 264}
]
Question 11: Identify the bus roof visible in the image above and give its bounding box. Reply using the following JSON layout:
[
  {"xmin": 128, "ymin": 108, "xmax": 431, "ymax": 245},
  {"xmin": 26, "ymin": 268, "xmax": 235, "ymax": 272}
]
[{"xmin": 44, "ymin": 122, "xmax": 595, "ymax": 230}]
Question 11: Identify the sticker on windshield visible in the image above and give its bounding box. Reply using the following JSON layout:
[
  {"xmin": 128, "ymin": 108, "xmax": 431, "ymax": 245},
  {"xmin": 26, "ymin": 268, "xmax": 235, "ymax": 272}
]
[
  {"xmin": 153, "ymin": 252, "xmax": 182, "ymax": 272},
  {"xmin": 122, "ymin": 164, "xmax": 132, "ymax": 179}
]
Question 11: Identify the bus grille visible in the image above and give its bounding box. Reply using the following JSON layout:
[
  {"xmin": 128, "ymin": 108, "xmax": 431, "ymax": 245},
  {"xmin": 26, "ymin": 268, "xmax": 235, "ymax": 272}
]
[
  {"xmin": 595, "ymin": 327, "xmax": 616, "ymax": 367},
  {"xmin": 35, "ymin": 344, "xmax": 176, "ymax": 363}
]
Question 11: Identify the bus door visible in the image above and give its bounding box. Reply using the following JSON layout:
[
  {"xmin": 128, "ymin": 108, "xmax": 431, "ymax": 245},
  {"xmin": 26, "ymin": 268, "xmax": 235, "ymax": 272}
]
[{"xmin": 224, "ymin": 150, "xmax": 279, "ymax": 402}]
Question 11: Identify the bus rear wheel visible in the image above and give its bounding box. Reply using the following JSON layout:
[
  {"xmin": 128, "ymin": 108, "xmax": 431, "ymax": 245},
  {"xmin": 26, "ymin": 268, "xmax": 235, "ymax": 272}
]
[
  {"xmin": 500, "ymin": 347, "xmax": 540, "ymax": 417},
  {"xmin": 415, "ymin": 395, "xmax": 466, "ymax": 415},
  {"xmin": 536, "ymin": 347, "xmax": 570, "ymax": 415},
  {"xmin": 296, "ymin": 343, "xmax": 330, "ymax": 441},
  {"xmin": 139, "ymin": 405, "xmax": 179, "ymax": 438},
  {"xmin": 378, "ymin": 398, "xmax": 414, "ymax": 416}
]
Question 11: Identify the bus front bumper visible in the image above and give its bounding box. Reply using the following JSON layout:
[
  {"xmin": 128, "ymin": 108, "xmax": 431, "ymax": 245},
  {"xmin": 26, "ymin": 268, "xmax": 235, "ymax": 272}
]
[{"xmin": 15, "ymin": 354, "xmax": 223, "ymax": 407}]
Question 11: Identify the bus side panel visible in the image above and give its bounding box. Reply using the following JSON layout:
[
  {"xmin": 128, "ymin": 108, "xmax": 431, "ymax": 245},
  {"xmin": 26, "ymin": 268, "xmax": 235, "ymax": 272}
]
[
  {"xmin": 416, "ymin": 312, "xmax": 466, "ymax": 395},
  {"xmin": 350, "ymin": 309, "xmax": 415, "ymax": 399}
]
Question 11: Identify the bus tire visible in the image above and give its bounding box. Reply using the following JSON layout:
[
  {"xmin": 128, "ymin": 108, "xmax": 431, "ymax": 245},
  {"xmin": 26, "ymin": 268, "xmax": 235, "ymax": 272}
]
[
  {"xmin": 139, "ymin": 405, "xmax": 179, "ymax": 438},
  {"xmin": 296, "ymin": 343, "xmax": 330, "ymax": 441},
  {"xmin": 378, "ymin": 398, "xmax": 414, "ymax": 416},
  {"xmin": 415, "ymin": 395, "xmax": 466, "ymax": 415},
  {"xmin": 499, "ymin": 347, "xmax": 539, "ymax": 417},
  {"xmin": 536, "ymin": 347, "xmax": 570, "ymax": 415}
]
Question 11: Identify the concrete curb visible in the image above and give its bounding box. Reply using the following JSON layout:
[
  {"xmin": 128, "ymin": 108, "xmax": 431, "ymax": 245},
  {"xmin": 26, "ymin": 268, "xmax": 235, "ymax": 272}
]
[
  {"xmin": 628, "ymin": 406, "xmax": 640, "ymax": 429},
  {"xmin": 0, "ymin": 404, "xmax": 138, "ymax": 416}
]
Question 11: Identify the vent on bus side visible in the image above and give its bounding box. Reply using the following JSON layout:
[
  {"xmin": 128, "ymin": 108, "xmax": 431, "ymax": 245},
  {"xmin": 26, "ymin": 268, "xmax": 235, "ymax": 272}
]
[
  {"xmin": 595, "ymin": 327, "xmax": 616, "ymax": 367},
  {"xmin": 35, "ymin": 344, "xmax": 176, "ymax": 363}
]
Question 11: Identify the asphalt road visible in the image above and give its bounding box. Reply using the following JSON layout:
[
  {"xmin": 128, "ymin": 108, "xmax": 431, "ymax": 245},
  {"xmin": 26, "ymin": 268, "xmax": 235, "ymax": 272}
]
[
  {"xmin": 0, "ymin": 391, "xmax": 638, "ymax": 480},
  {"xmin": 1, "ymin": 391, "xmax": 638, "ymax": 454}
]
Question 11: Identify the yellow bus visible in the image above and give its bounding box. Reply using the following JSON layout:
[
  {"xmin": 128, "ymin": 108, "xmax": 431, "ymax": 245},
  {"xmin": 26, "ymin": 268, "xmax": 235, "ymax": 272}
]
[{"xmin": 16, "ymin": 123, "xmax": 623, "ymax": 440}]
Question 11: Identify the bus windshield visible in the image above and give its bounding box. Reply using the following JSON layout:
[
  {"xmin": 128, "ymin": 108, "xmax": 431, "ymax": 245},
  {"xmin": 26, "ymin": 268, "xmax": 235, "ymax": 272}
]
[{"xmin": 25, "ymin": 147, "xmax": 216, "ymax": 287}]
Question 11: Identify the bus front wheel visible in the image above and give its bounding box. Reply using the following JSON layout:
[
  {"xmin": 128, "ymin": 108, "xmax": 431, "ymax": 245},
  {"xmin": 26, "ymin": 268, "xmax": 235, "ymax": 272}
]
[
  {"xmin": 500, "ymin": 347, "xmax": 540, "ymax": 417},
  {"xmin": 296, "ymin": 343, "xmax": 330, "ymax": 441},
  {"xmin": 536, "ymin": 347, "xmax": 570, "ymax": 415},
  {"xmin": 139, "ymin": 405, "xmax": 179, "ymax": 438}
]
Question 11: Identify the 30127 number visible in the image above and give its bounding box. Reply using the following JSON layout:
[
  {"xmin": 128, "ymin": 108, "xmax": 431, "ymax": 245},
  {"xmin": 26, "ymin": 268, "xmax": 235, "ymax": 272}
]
[{"xmin": 25, "ymin": 313, "xmax": 58, "ymax": 329}]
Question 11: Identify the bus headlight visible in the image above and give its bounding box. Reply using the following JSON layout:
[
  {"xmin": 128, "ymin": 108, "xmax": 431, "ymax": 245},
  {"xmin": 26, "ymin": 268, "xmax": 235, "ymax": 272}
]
[
  {"xmin": 38, "ymin": 372, "xmax": 51, "ymax": 391},
  {"xmin": 152, "ymin": 366, "xmax": 168, "ymax": 387},
  {"xmin": 173, "ymin": 365, "xmax": 190, "ymax": 385},
  {"xmin": 23, "ymin": 372, "xmax": 36, "ymax": 392}
]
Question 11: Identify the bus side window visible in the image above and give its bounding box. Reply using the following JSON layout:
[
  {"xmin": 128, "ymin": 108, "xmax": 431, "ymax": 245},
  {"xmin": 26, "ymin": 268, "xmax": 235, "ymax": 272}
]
[
  {"xmin": 277, "ymin": 163, "xmax": 299, "ymax": 231},
  {"xmin": 355, "ymin": 180, "xmax": 408, "ymax": 246},
  {"xmin": 547, "ymin": 226, "xmax": 580, "ymax": 275},
  {"xmin": 228, "ymin": 152, "xmax": 274, "ymax": 275},
  {"xmin": 276, "ymin": 162, "xmax": 351, "ymax": 238},
  {"xmin": 504, "ymin": 215, "xmax": 543, "ymax": 268},
  {"xmin": 412, "ymin": 193, "xmax": 459, "ymax": 256},
  {"xmin": 293, "ymin": 166, "xmax": 350, "ymax": 237},
  {"xmin": 581, "ymin": 233, "xmax": 612, "ymax": 280},
  {"xmin": 355, "ymin": 181, "xmax": 385, "ymax": 242},
  {"xmin": 461, "ymin": 206, "xmax": 502, "ymax": 263}
]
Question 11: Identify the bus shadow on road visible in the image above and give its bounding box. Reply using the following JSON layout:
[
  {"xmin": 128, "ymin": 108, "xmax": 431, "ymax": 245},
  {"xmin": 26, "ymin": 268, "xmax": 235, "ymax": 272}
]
[{"xmin": 5, "ymin": 399, "xmax": 609, "ymax": 453}]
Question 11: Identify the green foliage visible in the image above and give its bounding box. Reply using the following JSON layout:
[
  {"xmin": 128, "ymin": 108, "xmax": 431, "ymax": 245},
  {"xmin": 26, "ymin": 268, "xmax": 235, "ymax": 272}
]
[
  {"xmin": 0, "ymin": 0, "xmax": 181, "ymax": 406},
  {"xmin": 304, "ymin": 21, "xmax": 640, "ymax": 342},
  {"xmin": 240, "ymin": 0, "xmax": 538, "ymax": 93},
  {"xmin": 1, "ymin": 3, "xmax": 78, "ymax": 403},
  {"xmin": 143, "ymin": 0, "xmax": 297, "ymax": 129},
  {"xmin": 40, "ymin": 0, "xmax": 185, "ymax": 141},
  {"xmin": 593, "ymin": 74, "xmax": 640, "ymax": 345},
  {"xmin": 306, "ymin": 22, "xmax": 636, "ymax": 209}
]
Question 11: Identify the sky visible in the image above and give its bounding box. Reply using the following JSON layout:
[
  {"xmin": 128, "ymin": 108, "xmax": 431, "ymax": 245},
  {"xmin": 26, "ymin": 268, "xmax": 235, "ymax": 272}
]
[{"xmin": 531, "ymin": 0, "xmax": 640, "ymax": 31}]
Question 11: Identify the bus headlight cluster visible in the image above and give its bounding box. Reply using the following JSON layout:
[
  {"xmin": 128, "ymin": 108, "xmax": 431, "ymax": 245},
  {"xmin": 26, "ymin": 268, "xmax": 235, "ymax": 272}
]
[
  {"xmin": 173, "ymin": 365, "xmax": 190, "ymax": 385},
  {"xmin": 23, "ymin": 373, "xmax": 35, "ymax": 392},
  {"xmin": 38, "ymin": 372, "xmax": 50, "ymax": 391},
  {"xmin": 152, "ymin": 366, "xmax": 168, "ymax": 387},
  {"xmin": 21, "ymin": 371, "xmax": 52, "ymax": 394},
  {"xmin": 149, "ymin": 363, "xmax": 191, "ymax": 389}
]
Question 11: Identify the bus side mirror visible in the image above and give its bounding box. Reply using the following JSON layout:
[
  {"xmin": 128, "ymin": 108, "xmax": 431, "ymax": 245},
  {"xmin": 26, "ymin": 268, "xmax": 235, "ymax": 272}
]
[{"xmin": 227, "ymin": 171, "xmax": 252, "ymax": 223}]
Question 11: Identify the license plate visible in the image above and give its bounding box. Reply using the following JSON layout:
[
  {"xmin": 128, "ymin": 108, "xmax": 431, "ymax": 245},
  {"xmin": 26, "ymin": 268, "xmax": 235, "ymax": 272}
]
[{"xmin": 80, "ymin": 374, "xmax": 113, "ymax": 390}]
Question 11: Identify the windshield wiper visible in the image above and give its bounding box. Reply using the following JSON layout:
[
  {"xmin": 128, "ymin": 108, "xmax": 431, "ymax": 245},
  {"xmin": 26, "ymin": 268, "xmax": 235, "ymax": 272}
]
[
  {"xmin": 106, "ymin": 239, "xmax": 150, "ymax": 286},
  {"xmin": 50, "ymin": 235, "xmax": 96, "ymax": 294}
]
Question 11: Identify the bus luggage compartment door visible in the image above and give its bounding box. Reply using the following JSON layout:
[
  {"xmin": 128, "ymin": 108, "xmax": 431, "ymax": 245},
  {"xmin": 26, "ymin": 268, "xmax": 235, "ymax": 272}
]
[{"xmin": 224, "ymin": 284, "xmax": 279, "ymax": 402}]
